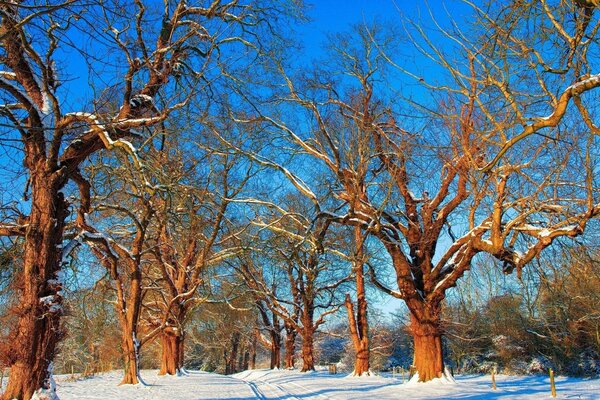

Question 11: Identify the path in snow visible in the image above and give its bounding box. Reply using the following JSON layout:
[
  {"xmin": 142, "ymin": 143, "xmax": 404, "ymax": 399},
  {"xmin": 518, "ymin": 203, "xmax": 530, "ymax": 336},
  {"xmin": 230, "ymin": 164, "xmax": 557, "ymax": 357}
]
[{"xmin": 49, "ymin": 368, "xmax": 600, "ymax": 400}]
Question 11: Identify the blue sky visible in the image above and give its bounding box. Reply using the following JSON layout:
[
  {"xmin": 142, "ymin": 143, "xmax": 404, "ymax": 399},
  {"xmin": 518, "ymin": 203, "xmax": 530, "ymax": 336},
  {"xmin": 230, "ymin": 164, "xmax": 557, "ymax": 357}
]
[{"xmin": 301, "ymin": 1, "xmax": 472, "ymax": 48}]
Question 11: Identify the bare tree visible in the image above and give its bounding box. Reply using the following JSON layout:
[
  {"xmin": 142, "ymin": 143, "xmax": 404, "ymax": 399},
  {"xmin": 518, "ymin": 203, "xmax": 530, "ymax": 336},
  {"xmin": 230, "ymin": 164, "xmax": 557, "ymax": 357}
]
[
  {"xmin": 147, "ymin": 149, "xmax": 247, "ymax": 376},
  {"xmin": 236, "ymin": 199, "xmax": 350, "ymax": 372},
  {"xmin": 75, "ymin": 150, "xmax": 158, "ymax": 385},
  {"xmin": 390, "ymin": 1, "xmax": 600, "ymax": 170}
]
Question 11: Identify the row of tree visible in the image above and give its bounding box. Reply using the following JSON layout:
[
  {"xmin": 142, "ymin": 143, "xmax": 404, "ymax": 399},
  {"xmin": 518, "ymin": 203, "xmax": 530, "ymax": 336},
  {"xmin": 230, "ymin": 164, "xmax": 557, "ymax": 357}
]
[
  {"xmin": 40, "ymin": 243, "xmax": 600, "ymax": 378},
  {"xmin": 1, "ymin": 1, "xmax": 600, "ymax": 399}
]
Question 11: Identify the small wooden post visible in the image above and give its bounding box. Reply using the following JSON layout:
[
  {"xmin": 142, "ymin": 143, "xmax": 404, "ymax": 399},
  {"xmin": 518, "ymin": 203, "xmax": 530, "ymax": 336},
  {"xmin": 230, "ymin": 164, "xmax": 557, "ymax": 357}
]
[
  {"xmin": 549, "ymin": 368, "xmax": 557, "ymax": 398},
  {"xmin": 402, "ymin": 367, "xmax": 406, "ymax": 383},
  {"xmin": 491, "ymin": 367, "xmax": 497, "ymax": 390}
]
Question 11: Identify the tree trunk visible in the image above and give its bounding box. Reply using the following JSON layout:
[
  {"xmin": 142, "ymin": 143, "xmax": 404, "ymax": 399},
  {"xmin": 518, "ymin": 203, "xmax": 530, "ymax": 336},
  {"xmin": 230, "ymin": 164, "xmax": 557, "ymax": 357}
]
[
  {"xmin": 346, "ymin": 226, "xmax": 370, "ymax": 376},
  {"xmin": 120, "ymin": 329, "xmax": 141, "ymax": 385},
  {"xmin": 116, "ymin": 259, "xmax": 143, "ymax": 385},
  {"xmin": 159, "ymin": 327, "xmax": 182, "ymax": 376},
  {"xmin": 345, "ymin": 294, "xmax": 370, "ymax": 376},
  {"xmin": 243, "ymin": 351, "xmax": 250, "ymax": 371},
  {"xmin": 270, "ymin": 331, "xmax": 281, "ymax": 369},
  {"xmin": 237, "ymin": 341, "xmax": 246, "ymax": 372},
  {"xmin": 300, "ymin": 329, "xmax": 315, "ymax": 372},
  {"xmin": 249, "ymin": 335, "xmax": 257, "ymax": 370},
  {"xmin": 284, "ymin": 323, "xmax": 296, "ymax": 369},
  {"xmin": 178, "ymin": 331, "xmax": 185, "ymax": 373},
  {"xmin": 226, "ymin": 332, "xmax": 240, "ymax": 375},
  {"xmin": 2, "ymin": 177, "xmax": 67, "ymax": 400},
  {"xmin": 409, "ymin": 311, "xmax": 444, "ymax": 382}
]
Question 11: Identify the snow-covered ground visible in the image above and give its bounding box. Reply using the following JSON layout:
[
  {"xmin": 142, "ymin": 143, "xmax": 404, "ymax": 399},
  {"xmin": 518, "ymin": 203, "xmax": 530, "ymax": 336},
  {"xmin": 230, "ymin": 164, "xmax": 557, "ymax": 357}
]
[{"xmin": 16, "ymin": 368, "xmax": 600, "ymax": 399}]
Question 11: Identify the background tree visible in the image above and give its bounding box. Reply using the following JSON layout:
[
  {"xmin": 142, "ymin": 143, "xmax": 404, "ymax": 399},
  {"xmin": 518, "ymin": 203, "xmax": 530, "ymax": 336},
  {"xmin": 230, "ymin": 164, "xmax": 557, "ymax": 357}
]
[
  {"xmin": 77, "ymin": 150, "xmax": 159, "ymax": 385},
  {"xmin": 147, "ymin": 143, "xmax": 247, "ymax": 376},
  {"xmin": 236, "ymin": 197, "xmax": 350, "ymax": 371}
]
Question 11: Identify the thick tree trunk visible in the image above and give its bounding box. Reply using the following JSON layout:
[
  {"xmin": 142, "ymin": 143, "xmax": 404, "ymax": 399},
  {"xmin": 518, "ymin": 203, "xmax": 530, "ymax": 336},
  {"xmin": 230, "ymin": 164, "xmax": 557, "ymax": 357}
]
[
  {"xmin": 159, "ymin": 327, "xmax": 183, "ymax": 376},
  {"xmin": 409, "ymin": 311, "xmax": 444, "ymax": 382},
  {"xmin": 225, "ymin": 332, "xmax": 240, "ymax": 375},
  {"xmin": 237, "ymin": 341, "xmax": 246, "ymax": 372},
  {"xmin": 300, "ymin": 330, "xmax": 315, "ymax": 372},
  {"xmin": 269, "ymin": 331, "xmax": 281, "ymax": 369},
  {"xmin": 284, "ymin": 323, "xmax": 296, "ymax": 369},
  {"xmin": 3, "ymin": 177, "xmax": 67, "ymax": 400},
  {"xmin": 120, "ymin": 330, "xmax": 141, "ymax": 385}
]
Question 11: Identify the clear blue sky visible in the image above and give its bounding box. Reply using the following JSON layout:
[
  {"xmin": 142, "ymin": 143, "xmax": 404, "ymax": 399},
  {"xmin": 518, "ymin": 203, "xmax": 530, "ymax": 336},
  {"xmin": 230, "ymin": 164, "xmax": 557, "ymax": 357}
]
[{"xmin": 301, "ymin": 0, "xmax": 471, "ymax": 49}]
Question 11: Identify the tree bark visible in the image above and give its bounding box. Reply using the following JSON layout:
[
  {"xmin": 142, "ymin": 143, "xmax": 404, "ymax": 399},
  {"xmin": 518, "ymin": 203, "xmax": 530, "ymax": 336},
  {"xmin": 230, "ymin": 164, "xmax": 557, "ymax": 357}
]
[
  {"xmin": 300, "ymin": 329, "xmax": 315, "ymax": 372},
  {"xmin": 270, "ymin": 331, "xmax": 282, "ymax": 369},
  {"xmin": 345, "ymin": 294, "xmax": 370, "ymax": 376},
  {"xmin": 117, "ymin": 266, "xmax": 144, "ymax": 385},
  {"xmin": 225, "ymin": 332, "xmax": 240, "ymax": 375},
  {"xmin": 346, "ymin": 226, "xmax": 370, "ymax": 376},
  {"xmin": 249, "ymin": 335, "xmax": 257, "ymax": 370},
  {"xmin": 409, "ymin": 311, "xmax": 444, "ymax": 382},
  {"xmin": 284, "ymin": 325, "xmax": 296, "ymax": 369},
  {"xmin": 120, "ymin": 329, "xmax": 141, "ymax": 385},
  {"xmin": 159, "ymin": 327, "xmax": 183, "ymax": 376},
  {"xmin": 2, "ymin": 176, "xmax": 67, "ymax": 400}
]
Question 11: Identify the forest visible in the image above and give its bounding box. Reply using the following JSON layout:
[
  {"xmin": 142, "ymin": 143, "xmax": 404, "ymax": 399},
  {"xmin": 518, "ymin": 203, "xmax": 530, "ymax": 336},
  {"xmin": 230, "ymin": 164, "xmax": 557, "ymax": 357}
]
[{"xmin": 0, "ymin": 1, "xmax": 599, "ymax": 399}]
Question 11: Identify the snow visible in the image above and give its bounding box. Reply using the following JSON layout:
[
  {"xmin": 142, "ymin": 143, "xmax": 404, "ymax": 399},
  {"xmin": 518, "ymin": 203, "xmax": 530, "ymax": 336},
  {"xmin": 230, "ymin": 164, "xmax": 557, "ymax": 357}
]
[
  {"xmin": 39, "ymin": 295, "xmax": 62, "ymax": 314},
  {"xmin": 45, "ymin": 369, "xmax": 600, "ymax": 399},
  {"xmin": 31, "ymin": 363, "xmax": 58, "ymax": 400}
]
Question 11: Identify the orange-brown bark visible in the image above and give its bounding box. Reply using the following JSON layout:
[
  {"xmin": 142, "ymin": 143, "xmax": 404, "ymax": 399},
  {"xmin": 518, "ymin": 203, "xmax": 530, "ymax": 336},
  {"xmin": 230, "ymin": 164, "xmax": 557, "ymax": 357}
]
[
  {"xmin": 284, "ymin": 323, "xmax": 297, "ymax": 369},
  {"xmin": 159, "ymin": 327, "xmax": 183, "ymax": 376},
  {"xmin": 345, "ymin": 226, "xmax": 370, "ymax": 376},
  {"xmin": 300, "ymin": 330, "xmax": 315, "ymax": 372},
  {"xmin": 410, "ymin": 313, "xmax": 444, "ymax": 382},
  {"xmin": 2, "ymin": 174, "xmax": 67, "ymax": 400}
]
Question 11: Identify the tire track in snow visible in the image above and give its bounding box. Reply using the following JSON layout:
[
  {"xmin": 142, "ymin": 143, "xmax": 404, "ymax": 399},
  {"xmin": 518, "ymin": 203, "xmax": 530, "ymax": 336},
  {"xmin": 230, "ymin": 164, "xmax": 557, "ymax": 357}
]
[
  {"xmin": 245, "ymin": 380, "xmax": 268, "ymax": 400},
  {"xmin": 284, "ymin": 379, "xmax": 335, "ymax": 400},
  {"xmin": 237, "ymin": 373, "xmax": 303, "ymax": 400}
]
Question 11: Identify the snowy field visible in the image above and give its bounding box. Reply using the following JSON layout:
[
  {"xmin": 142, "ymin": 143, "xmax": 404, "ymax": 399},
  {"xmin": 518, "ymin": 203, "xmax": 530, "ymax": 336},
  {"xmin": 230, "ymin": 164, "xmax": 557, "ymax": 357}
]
[{"xmin": 29, "ymin": 368, "xmax": 600, "ymax": 399}]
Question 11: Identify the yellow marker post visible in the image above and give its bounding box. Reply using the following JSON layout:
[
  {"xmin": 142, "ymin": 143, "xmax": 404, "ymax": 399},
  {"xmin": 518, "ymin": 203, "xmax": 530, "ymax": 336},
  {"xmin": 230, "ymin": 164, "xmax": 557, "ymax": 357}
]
[{"xmin": 550, "ymin": 368, "xmax": 557, "ymax": 398}]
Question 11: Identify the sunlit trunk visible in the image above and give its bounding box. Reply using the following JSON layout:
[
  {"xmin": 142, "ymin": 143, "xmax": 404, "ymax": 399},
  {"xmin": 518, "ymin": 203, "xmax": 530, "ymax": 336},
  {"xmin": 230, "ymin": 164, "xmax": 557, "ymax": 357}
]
[
  {"xmin": 159, "ymin": 327, "xmax": 183, "ymax": 376},
  {"xmin": 409, "ymin": 309, "xmax": 444, "ymax": 382},
  {"xmin": 3, "ymin": 175, "xmax": 67, "ymax": 400},
  {"xmin": 300, "ymin": 329, "xmax": 315, "ymax": 372},
  {"xmin": 120, "ymin": 329, "xmax": 141, "ymax": 385},
  {"xmin": 346, "ymin": 226, "xmax": 370, "ymax": 376},
  {"xmin": 284, "ymin": 325, "xmax": 296, "ymax": 369}
]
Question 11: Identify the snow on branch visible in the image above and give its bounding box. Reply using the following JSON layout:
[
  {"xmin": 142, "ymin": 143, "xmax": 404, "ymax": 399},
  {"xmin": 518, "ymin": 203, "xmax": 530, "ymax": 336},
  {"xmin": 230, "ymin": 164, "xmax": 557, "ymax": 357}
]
[
  {"xmin": 481, "ymin": 73, "xmax": 600, "ymax": 172},
  {"xmin": 61, "ymin": 112, "xmax": 144, "ymax": 170}
]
